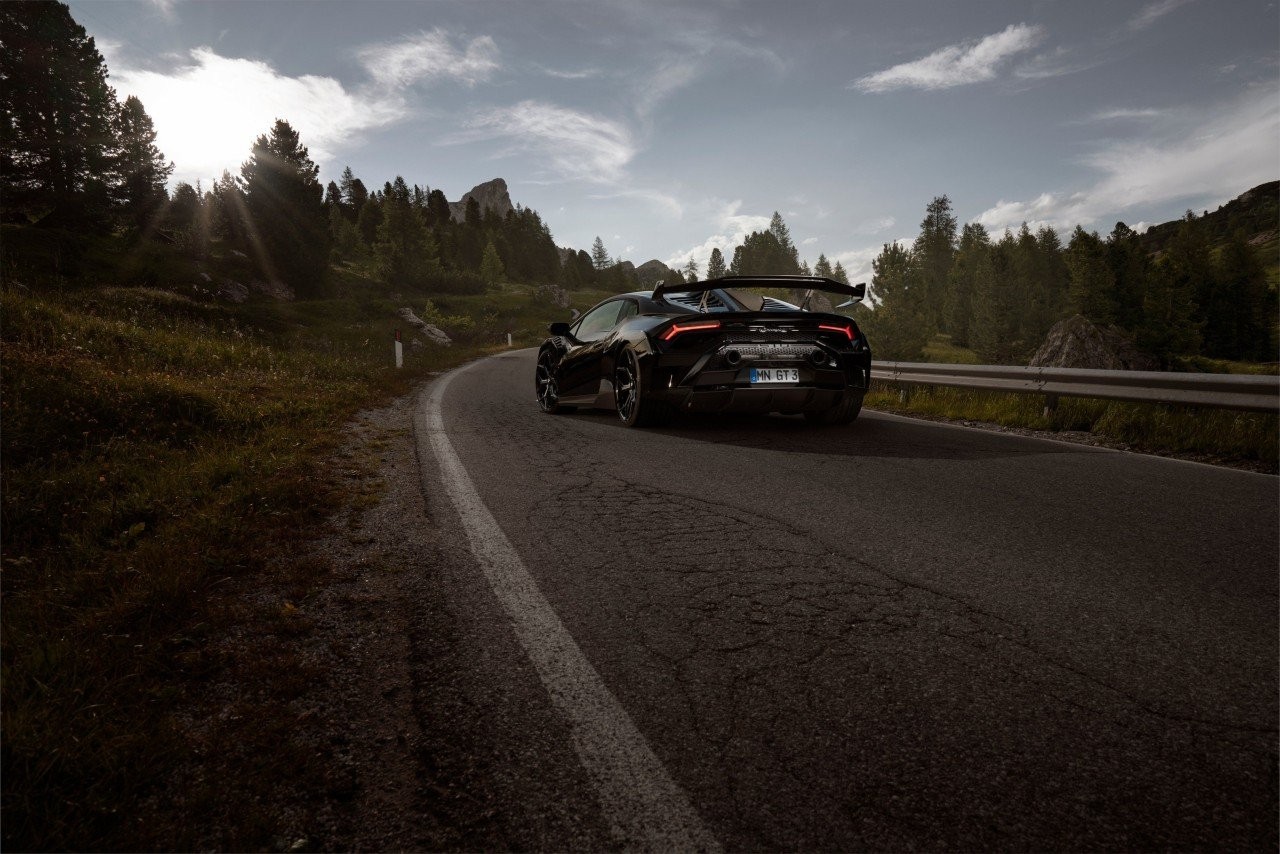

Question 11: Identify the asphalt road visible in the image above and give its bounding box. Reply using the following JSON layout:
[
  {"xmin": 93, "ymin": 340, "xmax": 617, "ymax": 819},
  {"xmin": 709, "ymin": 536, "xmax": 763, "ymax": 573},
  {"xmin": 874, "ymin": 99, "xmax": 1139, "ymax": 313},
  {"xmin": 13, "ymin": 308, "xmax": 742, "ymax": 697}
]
[{"xmin": 414, "ymin": 348, "xmax": 1278, "ymax": 851}]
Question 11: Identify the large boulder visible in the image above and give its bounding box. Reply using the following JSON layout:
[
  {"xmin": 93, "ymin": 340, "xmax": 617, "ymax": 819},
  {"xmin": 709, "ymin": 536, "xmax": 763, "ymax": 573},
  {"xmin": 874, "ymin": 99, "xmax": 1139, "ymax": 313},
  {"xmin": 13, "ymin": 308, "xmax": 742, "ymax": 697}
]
[
  {"xmin": 1029, "ymin": 315, "xmax": 1159, "ymax": 371},
  {"xmin": 397, "ymin": 307, "xmax": 451, "ymax": 346}
]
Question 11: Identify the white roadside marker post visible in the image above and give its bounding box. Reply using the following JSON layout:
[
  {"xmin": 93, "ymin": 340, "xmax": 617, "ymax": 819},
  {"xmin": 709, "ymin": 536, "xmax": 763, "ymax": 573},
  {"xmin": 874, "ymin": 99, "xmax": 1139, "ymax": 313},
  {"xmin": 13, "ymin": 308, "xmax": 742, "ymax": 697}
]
[
  {"xmin": 507, "ymin": 332, "xmax": 513, "ymax": 348},
  {"xmin": 394, "ymin": 329, "xmax": 403, "ymax": 368}
]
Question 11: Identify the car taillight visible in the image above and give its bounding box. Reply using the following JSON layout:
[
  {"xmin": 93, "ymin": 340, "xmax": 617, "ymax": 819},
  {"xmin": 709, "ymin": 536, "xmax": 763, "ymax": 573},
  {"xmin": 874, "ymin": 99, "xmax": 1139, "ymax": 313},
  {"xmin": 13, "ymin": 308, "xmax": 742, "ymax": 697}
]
[
  {"xmin": 818, "ymin": 323, "xmax": 856, "ymax": 342},
  {"xmin": 661, "ymin": 320, "xmax": 722, "ymax": 341}
]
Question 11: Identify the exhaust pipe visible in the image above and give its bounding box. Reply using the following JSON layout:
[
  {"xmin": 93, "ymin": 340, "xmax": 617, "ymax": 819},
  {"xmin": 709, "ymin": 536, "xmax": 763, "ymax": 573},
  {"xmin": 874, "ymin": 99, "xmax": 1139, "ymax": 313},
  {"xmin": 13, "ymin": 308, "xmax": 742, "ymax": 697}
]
[
  {"xmin": 724, "ymin": 349, "xmax": 742, "ymax": 366},
  {"xmin": 810, "ymin": 349, "xmax": 827, "ymax": 366}
]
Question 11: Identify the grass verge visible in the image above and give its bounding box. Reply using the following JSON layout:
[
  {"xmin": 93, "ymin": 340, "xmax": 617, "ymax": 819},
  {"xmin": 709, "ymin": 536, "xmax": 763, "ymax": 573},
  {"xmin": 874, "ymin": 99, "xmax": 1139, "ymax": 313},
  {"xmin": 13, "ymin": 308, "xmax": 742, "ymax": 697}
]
[
  {"xmin": 866, "ymin": 383, "xmax": 1278, "ymax": 471},
  {"xmin": 0, "ymin": 261, "xmax": 589, "ymax": 849}
]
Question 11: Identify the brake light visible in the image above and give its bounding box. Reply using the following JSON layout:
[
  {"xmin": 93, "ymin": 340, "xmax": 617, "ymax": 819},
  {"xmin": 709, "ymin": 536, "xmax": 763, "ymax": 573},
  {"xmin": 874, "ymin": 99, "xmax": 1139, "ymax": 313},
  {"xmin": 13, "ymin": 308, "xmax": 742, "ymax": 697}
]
[
  {"xmin": 661, "ymin": 320, "xmax": 721, "ymax": 341},
  {"xmin": 818, "ymin": 323, "xmax": 856, "ymax": 342}
]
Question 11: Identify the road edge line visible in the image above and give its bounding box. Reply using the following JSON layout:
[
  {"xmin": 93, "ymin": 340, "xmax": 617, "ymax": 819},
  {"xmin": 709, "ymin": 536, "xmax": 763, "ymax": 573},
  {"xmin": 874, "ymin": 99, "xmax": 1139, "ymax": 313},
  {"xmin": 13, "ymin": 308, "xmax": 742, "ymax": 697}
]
[{"xmin": 415, "ymin": 357, "xmax": 721, "ymax": 852}]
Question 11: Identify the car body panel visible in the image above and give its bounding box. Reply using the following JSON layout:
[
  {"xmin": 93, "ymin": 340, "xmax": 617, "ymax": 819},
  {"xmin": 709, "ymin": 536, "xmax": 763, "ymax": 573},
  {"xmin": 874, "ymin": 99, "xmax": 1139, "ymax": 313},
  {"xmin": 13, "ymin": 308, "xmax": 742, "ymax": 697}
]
[{"xmin": 536, "ymin": 276, "xmax": 872, "ymax": 423}]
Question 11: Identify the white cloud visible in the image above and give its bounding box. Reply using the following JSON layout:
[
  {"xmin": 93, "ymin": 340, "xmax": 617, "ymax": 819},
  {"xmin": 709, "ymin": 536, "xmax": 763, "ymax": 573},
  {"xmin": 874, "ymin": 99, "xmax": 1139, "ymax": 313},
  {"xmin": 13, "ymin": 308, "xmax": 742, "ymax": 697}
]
[
  {"xmin": 1129, "ymin": 0, "xmax": 1196, "ymax": 31},
  {"xmin": 801, "ymin": 236, "xmax": 819, "ymax": 245},
  {"xmin": 636, "ymin": 58, "xmax": 701, "ymax": 121},
  {"xmin": 1083, "ymin": 107, "xmax": 1165, "ymax": 121},
  {"xmin": 855, "ymin": 215, "xmax": 897, "ymax": 234},
  {"xmin": 974, "ymin": 87, "xmax": 1279, "ymax": 233},
  {"xmin": 452, "ymin": 100, "xmax": 636, "ymax": 183},
  {"xmin": 665, "ymin": 200, "xmax": 771, "ymax": 268},
  {"xmin": 853, "ymin": 23, "xmax": 1045, "ymax": 92},
  {"xmin": 109, "ymin": 47, "xmax": 406, "ymax": 186},
  {"xmin": 146, "ymin": 0, "xmax": 176, "ymax": 19},
  {"xmin": 538, "ymin": 65, "xmax": 602, "ymax": 80},
  {"xmin": 588, "ymin": 188, "xmax": 684, "ymax": 218},
  {"xmin": 356, "ymin": 29, "xmax": 499, "ymax": 88}
]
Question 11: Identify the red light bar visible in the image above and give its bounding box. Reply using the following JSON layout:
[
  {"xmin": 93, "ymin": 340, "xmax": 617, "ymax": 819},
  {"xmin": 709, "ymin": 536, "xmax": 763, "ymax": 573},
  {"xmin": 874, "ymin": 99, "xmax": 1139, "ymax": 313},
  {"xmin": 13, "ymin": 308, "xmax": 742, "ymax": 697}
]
[
  {"xmin": 661, "ymin": 320, "xmax": 722, "ymax": 341},
  {"xmin": 818, "ymin": 323, "xmax": 856, "ymax": 342}
]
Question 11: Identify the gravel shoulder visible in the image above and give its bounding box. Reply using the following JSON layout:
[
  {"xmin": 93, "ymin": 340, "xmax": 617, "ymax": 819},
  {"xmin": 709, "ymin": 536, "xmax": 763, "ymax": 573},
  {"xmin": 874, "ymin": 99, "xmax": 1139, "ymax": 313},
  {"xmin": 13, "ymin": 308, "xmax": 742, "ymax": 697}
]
[{"xmin": 154, "ymin": 381, "xmax": 608, "ymax": 851}]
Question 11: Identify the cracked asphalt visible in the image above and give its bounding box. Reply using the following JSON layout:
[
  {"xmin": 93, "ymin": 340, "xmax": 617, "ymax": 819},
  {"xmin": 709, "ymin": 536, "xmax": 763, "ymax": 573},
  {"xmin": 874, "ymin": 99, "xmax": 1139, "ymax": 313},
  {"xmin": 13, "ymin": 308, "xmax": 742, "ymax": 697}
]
[{"xmin": 418, "ymin": 348, "xmax": 1278, "ymax": 851}]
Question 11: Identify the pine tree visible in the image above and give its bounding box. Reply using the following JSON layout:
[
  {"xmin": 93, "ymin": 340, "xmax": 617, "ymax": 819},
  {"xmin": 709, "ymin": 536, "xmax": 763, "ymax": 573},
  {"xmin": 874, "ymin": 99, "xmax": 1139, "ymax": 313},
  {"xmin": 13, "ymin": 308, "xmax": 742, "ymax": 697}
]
[
  {"xmin": 208, "ymin": 169, "xmax": 243, "ymax": 242},
  {"xmin": 1215, "ymin": 233, "xmax": 1275, "ymax": 360},
  {"xmin": 913, "ymin": 195, "xmax": 957, "ymax": 332},
  {"xmin": 480, "ymin": 239, "xmax": 505, "ymax": 286},
  {"xmin": 831, "ymin": 261, "xmax": 849, "ymax": 284},
  {"xmin": 1140, "ymin": 254, "xmax": 1201, "ymax": 365},
  {"xmin": 1065, "ymin": 226, "xmax": 1116, "ymax": 323},
  {"xmin": 729, "ymin": 230, "xmax": 796, "ymax": 275},
  {"xmin": 1106, "ymin": 222, "xmax": 1148, "ymax": 333},
  {"xmin": 1164, "ymin": 216, "xmax": 1228, "ymax": 359},
  {"xmin": 1034, "ymin": 226, "xmax": 1070, "ymax": 333},
  {"xmin": 970, "ymin": 233, "xmax": 1018, "ymax": 363},
  {"xmin": 706, "ymin": 247, "xmax": 726, "ymax": 279},
  {"xmin": 425, "ymin": 189, "xmax": 450, "ymax": 228},
  {"xmin": 357, "ymin": 195, "xmax": 382, "ymax": 246},
  {"xmin": 863, "ymin": 242, "xmax": 928, "ymax": 360},
  {"xmin": 799, "ymin": 260, "xmax": 812, "ymax": 276},
  {"xmin": 591, "ymin": 236, "xmax": 611, "ymax": 270},
  {"xmin": 946, "ymin": 222, "xmax": 989, "ymax": 347},
  {"xmin": 768, "ymin": 212, "xmax": 799, "ymax": 270},
  {"xmin": 0, "ymin": 1, "xmax": 120, "ymax": 226},
  {"xmin": 375, "ymin": 175, "xmax": 439, "ymax": 287},
  {"xmin": 240, "ymin": 119, "xmax": 330, "ymax": 296},
  {"xmin": 813, "ymin": 253, "xmax": 833, "ymax": 278},
  {"xmin": 112, "ymin": 95, "xmax": 171, "ymax": 229},
  {"xmin": 682, "ymin": 258, "xmax": 699, "ymax": 282},
  {"xmin": 323, "ymin": 181, "xmax": 341, "ymax": 211},
  {"xmin": 338, "ymin": 166, "xmax": 369, "ymax": 222}
]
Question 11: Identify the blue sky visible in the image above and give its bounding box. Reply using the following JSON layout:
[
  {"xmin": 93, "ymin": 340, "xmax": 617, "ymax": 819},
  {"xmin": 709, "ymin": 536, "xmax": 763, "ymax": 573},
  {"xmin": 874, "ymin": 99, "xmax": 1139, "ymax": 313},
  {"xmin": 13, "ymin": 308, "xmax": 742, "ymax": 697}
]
[{"xmin": 72, "ymin": 0, "xmax": 1278, "ymax": 282}]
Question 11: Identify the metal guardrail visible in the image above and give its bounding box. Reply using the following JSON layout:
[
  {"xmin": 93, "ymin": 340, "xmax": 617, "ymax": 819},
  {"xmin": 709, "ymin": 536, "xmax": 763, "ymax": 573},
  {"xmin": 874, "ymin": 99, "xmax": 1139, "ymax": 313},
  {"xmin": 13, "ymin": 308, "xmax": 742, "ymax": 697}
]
[{"xmin": 870, "ymin": 362, "xmax": 1280, "ymax": 413}]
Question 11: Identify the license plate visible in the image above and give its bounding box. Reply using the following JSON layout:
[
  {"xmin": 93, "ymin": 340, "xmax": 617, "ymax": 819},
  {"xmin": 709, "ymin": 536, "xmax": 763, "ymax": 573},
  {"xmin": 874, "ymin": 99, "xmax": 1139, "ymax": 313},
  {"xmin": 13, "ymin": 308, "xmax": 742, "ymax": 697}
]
[{"xmin": 750, "ymin": 368, "xmax": 799, "ymax": 384}]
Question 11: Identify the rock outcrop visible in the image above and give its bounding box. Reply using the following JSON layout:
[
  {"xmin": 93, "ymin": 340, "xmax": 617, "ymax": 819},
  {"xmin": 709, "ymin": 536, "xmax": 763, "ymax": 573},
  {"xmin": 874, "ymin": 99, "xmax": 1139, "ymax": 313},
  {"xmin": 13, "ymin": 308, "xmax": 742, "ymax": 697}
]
[
  {"xmin": 448, "ymin": 178, "xmax": 514, "ymax": 223},
  {"xmin": 397, "ymin": 307, "xmax": 451, "ymax": 346},
  {"xmin": 634, "ymin": 260, "xmax": 679, "ymax": 288},
  {"xmin": 1029, "ymin": 315, "xmax": 1159, "ymax": 371},
  {"xmin": 535, "ymin": 283, "xmax": 571, "ymax": 308}
]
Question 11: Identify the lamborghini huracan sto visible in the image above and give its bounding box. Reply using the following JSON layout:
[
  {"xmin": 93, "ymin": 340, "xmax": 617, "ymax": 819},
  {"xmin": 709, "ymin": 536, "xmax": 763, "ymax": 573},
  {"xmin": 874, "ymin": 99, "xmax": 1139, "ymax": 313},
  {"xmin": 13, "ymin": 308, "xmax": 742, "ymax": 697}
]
[{"xmin": 534, "ymin": 275, "xmax": 872, "ymax": 427}]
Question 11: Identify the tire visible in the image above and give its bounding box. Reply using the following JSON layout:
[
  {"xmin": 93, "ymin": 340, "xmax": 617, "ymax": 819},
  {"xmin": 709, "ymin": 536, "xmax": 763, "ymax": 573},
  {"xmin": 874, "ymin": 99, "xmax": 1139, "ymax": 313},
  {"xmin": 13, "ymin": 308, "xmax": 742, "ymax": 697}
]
[
  {"xmin": 614, "ymin": 346, "xmax": 669, "ymax": 427},
  {"xmin": 804, "ymin": 392, "xmax": 863, "ymax": 425},
  {"xmin": 536, "ymin": 349, "xmax": 575, "ymax": 414}
]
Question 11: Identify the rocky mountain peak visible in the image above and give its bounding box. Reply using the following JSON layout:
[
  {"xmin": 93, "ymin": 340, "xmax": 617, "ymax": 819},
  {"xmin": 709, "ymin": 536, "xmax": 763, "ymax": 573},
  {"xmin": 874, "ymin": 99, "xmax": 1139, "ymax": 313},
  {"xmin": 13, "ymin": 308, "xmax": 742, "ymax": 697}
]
[{"xmin": 448, "ymin": 178, "xmax": 514, "ymax": 223}]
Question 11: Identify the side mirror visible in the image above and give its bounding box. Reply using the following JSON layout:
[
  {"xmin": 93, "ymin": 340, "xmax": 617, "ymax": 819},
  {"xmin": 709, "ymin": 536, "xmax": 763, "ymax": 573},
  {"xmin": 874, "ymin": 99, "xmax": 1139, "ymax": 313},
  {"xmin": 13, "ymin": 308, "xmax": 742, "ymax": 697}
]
[{"xmin": 548, "ymin": 321, "xmax": 573, "ymax": 337}]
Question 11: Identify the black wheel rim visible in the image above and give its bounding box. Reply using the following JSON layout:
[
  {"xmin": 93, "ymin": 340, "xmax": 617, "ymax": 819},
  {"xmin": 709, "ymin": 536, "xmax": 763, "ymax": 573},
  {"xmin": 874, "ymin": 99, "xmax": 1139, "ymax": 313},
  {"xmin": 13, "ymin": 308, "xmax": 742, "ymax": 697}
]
[
  {"xmin": 536, "ymin": 357, "xmax": 558, "ymax": 410},
  {"xmin": 615, "ymin": 353, "xmax": 637, "ymax": 422}
]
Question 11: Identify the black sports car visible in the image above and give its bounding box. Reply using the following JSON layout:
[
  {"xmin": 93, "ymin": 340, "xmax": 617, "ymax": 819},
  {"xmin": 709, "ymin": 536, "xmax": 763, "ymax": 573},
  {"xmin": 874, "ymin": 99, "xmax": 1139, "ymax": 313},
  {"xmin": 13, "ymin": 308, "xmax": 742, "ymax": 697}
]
[{"xmin": 535, "ymin": 275, "xmax": 872, "ymax": 427}]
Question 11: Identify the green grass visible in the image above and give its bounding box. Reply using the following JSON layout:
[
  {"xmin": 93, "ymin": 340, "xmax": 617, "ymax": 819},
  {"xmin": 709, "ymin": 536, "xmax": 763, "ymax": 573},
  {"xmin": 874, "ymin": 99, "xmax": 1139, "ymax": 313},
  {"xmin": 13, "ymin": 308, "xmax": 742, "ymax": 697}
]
[
  {"xmin": 879, "ymin": 334, "xmax": 1277, "ymax": 467},
  {"xmin": 0, "ymin": 239, "xmax": 585, "ymax": 850},
  {"xmin": 867, "ymin": 384, "xmax": 1278, "ymax": 468},
  {"xmin": 922, "ymin": 333, "xmax": 982, "ymax": 364}
]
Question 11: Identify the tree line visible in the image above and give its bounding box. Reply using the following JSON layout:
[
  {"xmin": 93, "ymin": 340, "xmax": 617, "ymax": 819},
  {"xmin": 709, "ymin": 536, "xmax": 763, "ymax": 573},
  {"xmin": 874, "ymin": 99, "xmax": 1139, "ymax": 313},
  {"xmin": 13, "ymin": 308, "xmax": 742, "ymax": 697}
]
[
  {"xmin": 858, "ymin": 196, "xmax": 1275, "ymax": 365},
  {"xmin": 0, "ymin": 2, "xmax": 573, "ymax": 298},
  {"xmin": 4, "ymin": 3, "xmax": 1272, "ymax": 364}
]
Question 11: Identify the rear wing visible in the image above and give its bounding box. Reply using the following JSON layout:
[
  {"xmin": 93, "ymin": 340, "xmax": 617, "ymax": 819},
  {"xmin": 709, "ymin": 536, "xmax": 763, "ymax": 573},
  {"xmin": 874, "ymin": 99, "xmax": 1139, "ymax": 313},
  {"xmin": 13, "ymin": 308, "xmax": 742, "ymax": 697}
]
[{"xmin": 652, "ymin": 275, "xmax": 866, "ymax": 307}]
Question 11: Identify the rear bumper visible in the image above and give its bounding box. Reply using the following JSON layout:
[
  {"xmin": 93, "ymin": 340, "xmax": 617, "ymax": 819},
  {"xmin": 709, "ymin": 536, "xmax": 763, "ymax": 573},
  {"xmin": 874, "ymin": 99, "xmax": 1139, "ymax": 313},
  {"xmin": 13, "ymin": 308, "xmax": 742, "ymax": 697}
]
[
  {"xmin": 644, "ymin": 348, "xmax": 871, "ymax": 415},
  {"xmin": 667, "ymin": 385, "xmax": 852, "ymax": 414}
]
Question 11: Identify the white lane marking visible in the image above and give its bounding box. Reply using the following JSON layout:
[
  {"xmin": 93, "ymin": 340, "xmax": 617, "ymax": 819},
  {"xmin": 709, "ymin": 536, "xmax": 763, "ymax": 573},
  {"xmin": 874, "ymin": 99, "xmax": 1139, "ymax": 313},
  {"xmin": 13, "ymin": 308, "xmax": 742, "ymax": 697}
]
[{"xmin": 417, "ymin": 357, "xmax": 721, "ymax": 852}]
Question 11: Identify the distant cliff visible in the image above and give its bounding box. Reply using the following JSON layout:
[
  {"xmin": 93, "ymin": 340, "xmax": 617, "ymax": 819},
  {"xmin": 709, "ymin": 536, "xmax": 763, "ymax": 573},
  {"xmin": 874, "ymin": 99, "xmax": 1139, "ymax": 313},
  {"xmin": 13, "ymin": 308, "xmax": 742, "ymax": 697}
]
[{"xmin": 448, "ymin": 178, "xmax": 514, "ymax": 223}]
